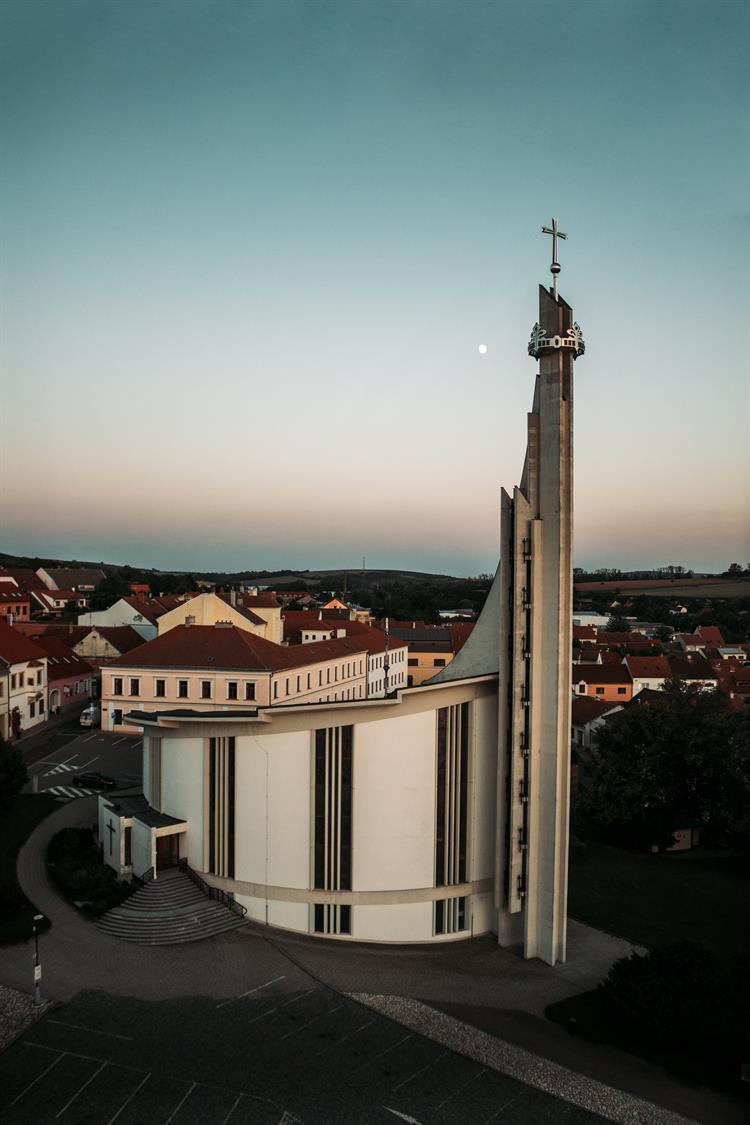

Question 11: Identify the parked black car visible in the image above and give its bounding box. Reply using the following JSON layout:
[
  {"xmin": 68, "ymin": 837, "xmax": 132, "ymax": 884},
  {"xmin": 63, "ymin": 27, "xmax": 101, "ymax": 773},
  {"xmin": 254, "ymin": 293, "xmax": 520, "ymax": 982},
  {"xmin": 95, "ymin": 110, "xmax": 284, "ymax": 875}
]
[{"xmin": 72, "ymin": 772, "xmax": 117, "ymax": 791}]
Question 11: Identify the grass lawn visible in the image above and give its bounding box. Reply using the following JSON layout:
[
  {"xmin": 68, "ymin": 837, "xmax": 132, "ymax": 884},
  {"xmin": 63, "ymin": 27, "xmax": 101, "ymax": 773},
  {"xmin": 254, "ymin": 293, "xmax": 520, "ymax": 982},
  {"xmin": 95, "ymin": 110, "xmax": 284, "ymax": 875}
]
[
  {"xmin": 568, "ymin": 840, "xmax": 749, "ymax": 964},
  {"xmin": 0, "ymin": 793, "xmax": 59, "ymax": 944}
]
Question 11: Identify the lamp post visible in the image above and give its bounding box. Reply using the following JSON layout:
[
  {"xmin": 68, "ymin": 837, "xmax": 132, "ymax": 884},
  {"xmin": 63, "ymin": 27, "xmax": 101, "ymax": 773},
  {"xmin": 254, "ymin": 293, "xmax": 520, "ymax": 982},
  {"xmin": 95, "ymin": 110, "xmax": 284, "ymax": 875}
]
[{"xmin": 32, "ymin": 913, "xmax": 43, "ymax": 1005}]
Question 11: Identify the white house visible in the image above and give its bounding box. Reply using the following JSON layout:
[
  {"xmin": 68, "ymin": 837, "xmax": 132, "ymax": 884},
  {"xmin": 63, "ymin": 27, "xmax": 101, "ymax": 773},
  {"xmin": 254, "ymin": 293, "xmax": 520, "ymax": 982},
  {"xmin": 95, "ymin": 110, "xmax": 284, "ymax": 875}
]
[{"xmin": 0, "ymin": 620, "xmax": 48, "ymax": 740}]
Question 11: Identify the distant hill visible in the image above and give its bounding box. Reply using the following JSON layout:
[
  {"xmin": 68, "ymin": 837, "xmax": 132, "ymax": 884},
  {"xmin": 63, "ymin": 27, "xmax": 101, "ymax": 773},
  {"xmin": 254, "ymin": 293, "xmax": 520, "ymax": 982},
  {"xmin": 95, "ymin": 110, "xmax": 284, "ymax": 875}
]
[{"xmin": 0, "ymin": 552, "xmax": 463, "ymax": 587}]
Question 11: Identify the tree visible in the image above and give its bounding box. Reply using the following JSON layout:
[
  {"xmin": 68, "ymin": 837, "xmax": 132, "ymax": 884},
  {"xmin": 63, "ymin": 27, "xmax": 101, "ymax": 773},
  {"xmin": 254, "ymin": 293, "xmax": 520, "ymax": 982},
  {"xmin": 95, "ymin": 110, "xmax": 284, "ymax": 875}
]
[
  {"xmin": 0, "ymin": 738, "xmax": 28, "ymax": 811},
  {"xmin": 605, "ymin": 615, "xmax": 630, "ymax": 633},
  {"xmin": 577, "ymin": 680, "xmax": 750, "ymax": 850}
]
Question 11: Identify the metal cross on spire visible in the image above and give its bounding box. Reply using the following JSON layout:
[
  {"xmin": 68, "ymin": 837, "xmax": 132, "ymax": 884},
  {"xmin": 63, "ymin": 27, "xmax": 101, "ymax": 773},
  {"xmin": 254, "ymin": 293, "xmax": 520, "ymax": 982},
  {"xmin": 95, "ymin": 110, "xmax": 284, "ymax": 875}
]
[{"xmin": 542, "ymin": 217, "xmax": 567, "ymax": 300}]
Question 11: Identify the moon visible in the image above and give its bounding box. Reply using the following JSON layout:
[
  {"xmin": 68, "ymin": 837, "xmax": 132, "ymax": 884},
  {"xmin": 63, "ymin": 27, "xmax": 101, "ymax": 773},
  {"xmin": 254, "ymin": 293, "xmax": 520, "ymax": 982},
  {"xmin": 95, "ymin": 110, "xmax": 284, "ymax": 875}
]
[{"xmin": 478, "ymin": 344, "xmax": 487, "ymax": 354}]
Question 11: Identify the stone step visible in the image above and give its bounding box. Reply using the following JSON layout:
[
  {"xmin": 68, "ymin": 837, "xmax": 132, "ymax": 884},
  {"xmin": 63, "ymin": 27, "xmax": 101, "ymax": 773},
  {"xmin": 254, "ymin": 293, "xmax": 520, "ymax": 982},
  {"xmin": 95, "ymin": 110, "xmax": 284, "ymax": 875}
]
[{"xmin": 96, "ymin": 868, "xmax": 246, "ymax": 945}]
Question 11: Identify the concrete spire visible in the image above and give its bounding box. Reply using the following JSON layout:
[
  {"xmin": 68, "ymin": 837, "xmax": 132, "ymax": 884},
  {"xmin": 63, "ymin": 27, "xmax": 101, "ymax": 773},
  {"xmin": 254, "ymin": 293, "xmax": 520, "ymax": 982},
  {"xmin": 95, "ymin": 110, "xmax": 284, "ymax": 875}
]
[{"xmin": 433, "ymin": 263, "xmax": 584, "ymax": 965}]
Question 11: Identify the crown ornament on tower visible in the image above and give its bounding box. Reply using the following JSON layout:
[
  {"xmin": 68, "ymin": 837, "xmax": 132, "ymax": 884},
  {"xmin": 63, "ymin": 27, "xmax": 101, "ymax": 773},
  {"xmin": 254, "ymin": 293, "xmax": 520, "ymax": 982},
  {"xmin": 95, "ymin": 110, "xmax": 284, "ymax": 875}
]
[
  {"xmin": 527, "ymin": 216, "xmax": 585, "ymax": 359},
  {"xmin": 527, "ymin": 320, "xmax": 585, "ymax": 360}
]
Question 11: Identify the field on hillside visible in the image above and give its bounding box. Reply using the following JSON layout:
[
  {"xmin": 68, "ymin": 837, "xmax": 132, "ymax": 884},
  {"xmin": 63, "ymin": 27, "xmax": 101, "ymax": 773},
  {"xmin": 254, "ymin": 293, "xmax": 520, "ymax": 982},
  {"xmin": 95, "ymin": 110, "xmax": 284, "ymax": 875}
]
[{"xmin": 575, "ymin": 578, "xmax": 750, "ymax": 599}]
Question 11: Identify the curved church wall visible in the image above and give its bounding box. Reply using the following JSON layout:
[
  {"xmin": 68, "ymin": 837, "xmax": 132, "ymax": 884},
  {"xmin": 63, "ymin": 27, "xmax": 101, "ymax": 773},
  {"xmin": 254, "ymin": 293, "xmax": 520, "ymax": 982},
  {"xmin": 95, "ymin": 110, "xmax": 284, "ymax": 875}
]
[{"xmin": 142, "ymin": 676, "xmax": 499, "ymax": 944}]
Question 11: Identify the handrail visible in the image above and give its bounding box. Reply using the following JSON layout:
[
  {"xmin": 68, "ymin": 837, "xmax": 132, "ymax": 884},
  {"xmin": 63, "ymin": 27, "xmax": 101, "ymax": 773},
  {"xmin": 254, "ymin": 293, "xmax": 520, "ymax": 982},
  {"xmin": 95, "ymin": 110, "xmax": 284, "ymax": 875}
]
[
  {"xmin": 177, "ymin": 858, "xmax": 247, "ymax": 918},
  {"xmin": 136, "ymin": 866, "xmax": 154, "ymax": 885}
]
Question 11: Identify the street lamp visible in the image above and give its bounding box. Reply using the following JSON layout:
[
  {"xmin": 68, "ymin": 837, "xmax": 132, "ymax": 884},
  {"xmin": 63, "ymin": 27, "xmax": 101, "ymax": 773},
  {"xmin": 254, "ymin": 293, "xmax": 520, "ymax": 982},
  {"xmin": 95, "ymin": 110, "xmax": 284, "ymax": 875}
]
[{"xmin": 32, "ymin": 913, "xmax": 44, "ymax": 1006}]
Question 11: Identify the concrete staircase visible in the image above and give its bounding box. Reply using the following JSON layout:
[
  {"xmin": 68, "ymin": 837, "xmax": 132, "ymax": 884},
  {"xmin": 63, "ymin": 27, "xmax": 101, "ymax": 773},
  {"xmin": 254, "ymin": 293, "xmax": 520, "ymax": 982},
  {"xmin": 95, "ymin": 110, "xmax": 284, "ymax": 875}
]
[{"xmin": 96, "ymin": 868, "xmax": 248, "ymax": 945}]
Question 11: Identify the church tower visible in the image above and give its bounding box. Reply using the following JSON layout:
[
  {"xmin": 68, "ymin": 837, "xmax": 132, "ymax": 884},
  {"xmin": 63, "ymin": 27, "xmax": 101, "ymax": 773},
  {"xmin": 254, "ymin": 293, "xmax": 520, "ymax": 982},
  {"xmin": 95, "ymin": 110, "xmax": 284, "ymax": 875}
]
[{"xmin": 433, "ymin": 221, "xmax": 584, "ymax": 964}]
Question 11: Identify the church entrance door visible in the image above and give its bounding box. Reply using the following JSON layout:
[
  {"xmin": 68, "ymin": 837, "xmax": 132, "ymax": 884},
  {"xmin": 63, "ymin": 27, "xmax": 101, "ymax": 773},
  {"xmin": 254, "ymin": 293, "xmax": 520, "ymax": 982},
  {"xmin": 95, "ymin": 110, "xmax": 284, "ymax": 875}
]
[{"xmin": 156, "ymin": 833, "xmax": 180, "ymax": 871}]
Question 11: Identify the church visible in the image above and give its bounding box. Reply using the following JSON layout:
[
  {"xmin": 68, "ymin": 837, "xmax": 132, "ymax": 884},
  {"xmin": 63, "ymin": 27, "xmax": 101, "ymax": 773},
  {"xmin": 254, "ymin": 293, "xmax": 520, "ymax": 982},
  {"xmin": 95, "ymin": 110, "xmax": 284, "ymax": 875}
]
[{"xmin": 99, "ymin": 228, "xmax": 584, "ymax": 966}]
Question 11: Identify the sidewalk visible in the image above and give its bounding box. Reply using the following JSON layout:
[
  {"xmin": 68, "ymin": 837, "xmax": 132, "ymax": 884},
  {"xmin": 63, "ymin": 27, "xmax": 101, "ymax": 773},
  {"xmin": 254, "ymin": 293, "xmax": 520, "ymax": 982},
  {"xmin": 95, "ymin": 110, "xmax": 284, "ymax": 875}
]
[{"xmin": 15, "ymin": 707, "xmax": 85, "ymax": 754}]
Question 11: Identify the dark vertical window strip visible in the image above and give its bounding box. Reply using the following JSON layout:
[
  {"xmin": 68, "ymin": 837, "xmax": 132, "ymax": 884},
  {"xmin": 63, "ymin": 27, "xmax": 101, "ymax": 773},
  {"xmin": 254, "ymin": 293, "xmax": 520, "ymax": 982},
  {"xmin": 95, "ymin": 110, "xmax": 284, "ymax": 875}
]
[
  {"xmin": 208, "ymin": 738, "xmax": 216, "ymax": 874},
  {"xmin": 435, "ymin": 709, "xmax": 447, "ymax": 886},
  {"xmin": 314, "ymin": 730, "xmax": 326, "ymax": 889},
  {"xmin": 458, "ymin": 702, "xmax": 469, "ymax": 883},
  {"xmin": 340, "ymin": 725, "xmax": 352, "ymax": 891},
  {"xmin": 227, "ymin": 737, "xmax": 236, "ymax": 879}
]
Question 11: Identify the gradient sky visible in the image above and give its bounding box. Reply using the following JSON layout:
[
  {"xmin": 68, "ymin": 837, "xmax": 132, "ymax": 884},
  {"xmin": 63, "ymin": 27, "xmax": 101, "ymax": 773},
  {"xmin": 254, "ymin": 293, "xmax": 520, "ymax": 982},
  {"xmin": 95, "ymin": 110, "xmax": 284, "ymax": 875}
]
[{"xmin": 1, "ymin": 0, "xmax": 748, "ymax": 576}]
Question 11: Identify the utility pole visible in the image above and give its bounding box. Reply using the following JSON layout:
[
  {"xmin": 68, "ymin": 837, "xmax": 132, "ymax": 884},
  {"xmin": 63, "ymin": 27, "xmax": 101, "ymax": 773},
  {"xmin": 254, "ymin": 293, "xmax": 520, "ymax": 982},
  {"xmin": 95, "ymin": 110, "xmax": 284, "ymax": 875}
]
[{"xmin": 32, "ymin": 914, "xmax": 44, "ymax": 1005}]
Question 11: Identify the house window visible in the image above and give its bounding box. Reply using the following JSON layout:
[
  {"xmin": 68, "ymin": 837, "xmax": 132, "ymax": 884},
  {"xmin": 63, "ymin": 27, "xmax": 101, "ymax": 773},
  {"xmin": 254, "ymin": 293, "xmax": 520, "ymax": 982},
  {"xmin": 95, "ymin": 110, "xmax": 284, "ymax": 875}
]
[
  {"xmin": 178, "ymin": 680, "xmax": 189, "ymax": 699},
  {"xmin": 37, "ymin": 670, "xmax": 42, "ymax": 684},
  {"xmin": 296, "ymin": 675, "xmax": 301, "ymax": 692},
  {"xmin": 433, "ymin": 658, "xmax": 446, "ymax": 667},
  {"xmin": 124, "ymin": 827, "xmax": 132, "ymax": 866},
  {"xmin": 201, "ymin": 681, "xmax": 212, "ymax": 700},
  {"xmin": 112, "ymin": 708, "xmax": 123, "ymax": 725},
  {"xmin": 29, "ymin": 702, "xmax": 35, "ymax": 718},
  {"xmin": 595, "ymin": 687, "xmax": 605, "ymax": 695},
  {"xmin": 155, "ymin": 679, "xmax": 166, "ymax": 698},
  {"xmin": 113, "ymin": 677, "xmax": 123, "ymax": 696},
  {"xmin": 408, "ymin": 659, "xmax": 418, "ymax": 667},
  {"xmin": 285, "ymin": 677, "xmax": 290, "ymax": 695},
  {"xmin": 130, "ymin": 678, "xmax": 140, "ymax": 697},
  {"xmin": 273, "ymin": 682, "xmax": 279, "ymax": 699},
  {"xmin": 39, "ymin": 698, "xmax": 44, "ymax": 713},
  {"xmin": 617, "ymin": 687, "xmax": 626, "ymax": 695},
  {"xmin": 10, "ymin": 673, "xmax": 16, "ymax": 689},
  {"xmin": 227, "ymin": 682, "xmax": 238, "ymax": 700},
  {"xmin": 307, "ymin": 673, "xmax": 311, "ymax": 690},
  {"xmin": 577, "ymin": 683, "xmax": 585, "ymax": 694},
  {"xmin": 244, "ymin": 682, "xmax": 255, "ymax": 701}
]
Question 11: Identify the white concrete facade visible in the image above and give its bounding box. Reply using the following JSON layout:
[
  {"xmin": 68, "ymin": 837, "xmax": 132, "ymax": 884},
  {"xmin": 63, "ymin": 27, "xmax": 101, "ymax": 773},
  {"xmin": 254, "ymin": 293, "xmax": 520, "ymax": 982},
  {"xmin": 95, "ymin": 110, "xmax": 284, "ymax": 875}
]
[
  {"xmin": 79, "ymin": 599, "xmax": 157, "ymax": 640},
  {"xmin": 132, "ymin": 677, "xmax": 497, "ymax": 943}
]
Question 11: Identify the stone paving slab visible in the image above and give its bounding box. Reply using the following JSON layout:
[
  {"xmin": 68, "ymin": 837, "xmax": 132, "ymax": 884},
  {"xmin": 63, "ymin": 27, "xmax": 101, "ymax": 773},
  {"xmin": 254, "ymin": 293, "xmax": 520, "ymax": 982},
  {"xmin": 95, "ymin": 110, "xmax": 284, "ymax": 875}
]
[{"xmin": 351, "ymin": 993, "xmax": 701, "ymax": 1125}]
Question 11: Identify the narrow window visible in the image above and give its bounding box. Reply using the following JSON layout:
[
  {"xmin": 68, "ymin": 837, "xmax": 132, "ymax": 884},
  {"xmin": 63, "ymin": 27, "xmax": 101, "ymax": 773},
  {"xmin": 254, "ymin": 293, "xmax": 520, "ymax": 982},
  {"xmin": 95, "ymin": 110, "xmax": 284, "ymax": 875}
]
[
  {"xmin": 113, "ymin": 677, "xmax": 123, "ymax": 696},
  {"xmin": 227, "ymin": 681, "xmax": 238, "ymax": 700},
  {"xmin": 123, "ymin": 827, "xmax": 132, "ymax": 866},
  {"xmin": 155, "ymin": 679, "xmax": 166, "ymax": 698},
  {"xmin": 244, "ymin": 682, "xmax": 256, "ymax": 701},
  {"xmin": 201, "ymin": 681, "xmax": 212, "ymax": 699},
  {"xmin": 129, "ymin": 678, "xmax": 140, "ymax": 697},
  {"xmin": 178, "ymin": 680, "xmax": 189, "ymax": 698}
]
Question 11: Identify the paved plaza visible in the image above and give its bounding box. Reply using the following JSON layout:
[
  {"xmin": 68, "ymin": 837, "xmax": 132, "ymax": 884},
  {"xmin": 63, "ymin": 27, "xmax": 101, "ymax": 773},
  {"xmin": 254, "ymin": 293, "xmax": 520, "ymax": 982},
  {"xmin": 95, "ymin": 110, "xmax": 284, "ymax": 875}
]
[{"xmin": 1, "ymin": 737, "xmax": 742, "ymax": 1125}]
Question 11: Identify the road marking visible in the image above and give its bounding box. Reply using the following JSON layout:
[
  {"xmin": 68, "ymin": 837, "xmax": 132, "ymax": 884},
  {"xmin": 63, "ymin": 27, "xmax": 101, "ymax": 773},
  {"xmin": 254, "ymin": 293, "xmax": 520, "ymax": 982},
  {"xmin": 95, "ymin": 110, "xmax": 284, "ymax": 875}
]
[
  {"xmin": 43, "ymin": 763, "xmax": 75, "ymax": 776},
  {"xmin": 55, "ymin": 1060, "xmax": 107, "ymax": 1118},
  {"xmin": 10, "ymin": 1051, "xmax": 63, "ymax": 1105},
  {"xmin": 47, "ymin": 1019, "xmax": 133, "ymax": 1041},
  {"xmin": 215, "ymin": 974, "xmax": 286, "ymax": 1008},
  {"xmin": 83, "ymin": 734, "xmax": 99, "ymax": 743},
  {"xmin": 315, "ymin": 1017, "xmax": 375, "ymax": 1054},
  {"xmin": 279, "ymin": 989, "xmax": 314, "ymax": 1008},
  {"xmin": 47, "ymin": 786, "xmax": 94, "ymax": 799},
  {"xmin": 481, "ymin": 1093, "xmax": 521, "ymax": 1124},
  {"xmin": 392, "ymin": 1050, "xmax": 447, "ymax": 1092},
  {"xmin": 384, "ymin": 1110, "xmax": 424, "ymax": 1125},
  {"xmin": 164, "ymin": 1081, "xmax": 196, "ymax": 1124},
  {"xmin": 74, "ymin": 756, "xmax": 99, "ymax": 772},
  {"xmin": 245, "ymin": 1006, "xmax": 279, "ymax": 1026},
  {"xmin": 113, "ymin": 736, "xmax": 130, "ymax": 745},
  {"xmin": 434, "ymin": 1066, "xmax": 486, "ymax": 1111},
  {"xmin": 107, "ymin": 1072, "xmax": 151, "ymax": 1124},
  {"xmin": 279, "ymin": 1003, "xmax": 343, "ymax": 1041},
  {"xmin": 220, "ymin": 1092, "xmax": 244, "ymax": 1124}
]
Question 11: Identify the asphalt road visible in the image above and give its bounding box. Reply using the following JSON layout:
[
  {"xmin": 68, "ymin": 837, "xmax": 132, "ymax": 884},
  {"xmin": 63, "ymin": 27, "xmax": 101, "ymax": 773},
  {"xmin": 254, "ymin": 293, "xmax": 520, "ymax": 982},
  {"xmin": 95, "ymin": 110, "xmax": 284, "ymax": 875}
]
[
  {"xmin": 0, "ymin": 986, "xmax": 609, "ymax": 1125},
  {"xmin": 23, "ymin": 726, "xmax": 143, "ymax": 802}
]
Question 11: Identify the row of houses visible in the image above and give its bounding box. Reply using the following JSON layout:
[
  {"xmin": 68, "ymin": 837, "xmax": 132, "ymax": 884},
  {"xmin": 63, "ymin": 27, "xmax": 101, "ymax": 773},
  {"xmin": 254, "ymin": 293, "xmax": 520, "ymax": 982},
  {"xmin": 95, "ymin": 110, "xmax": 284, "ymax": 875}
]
[
  {"xmin": 0, "ymin": 620, "xmax": 96, "ymax": 741},
  {"xmin": 571, "ymin": 623, "xmax": 750, "ymax": 708}
]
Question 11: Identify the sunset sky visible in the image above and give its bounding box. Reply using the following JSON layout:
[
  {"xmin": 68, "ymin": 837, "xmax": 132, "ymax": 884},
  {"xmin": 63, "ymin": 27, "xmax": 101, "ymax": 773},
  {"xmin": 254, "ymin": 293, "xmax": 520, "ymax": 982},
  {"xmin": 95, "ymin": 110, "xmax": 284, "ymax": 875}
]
[{"xmin": 1, "ymin": 0, "xmax": 748, "ymax": 576}]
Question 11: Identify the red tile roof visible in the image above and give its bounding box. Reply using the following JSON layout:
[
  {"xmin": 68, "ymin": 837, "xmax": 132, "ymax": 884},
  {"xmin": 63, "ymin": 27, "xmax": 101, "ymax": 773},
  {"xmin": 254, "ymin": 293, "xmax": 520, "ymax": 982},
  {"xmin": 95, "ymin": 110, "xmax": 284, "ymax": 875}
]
[
  {"xmin": 668, "ymin": 654, "xmax": 716, "ymax": 681},
  {"xmin": 0, "ymin": 619, "xmax": 47, "ymax": 665},
  {"xmin": 107, "ymin": 625, "xmax": 368, "ymax": 673},
  {"xmin": 0, "ymin": 589, "xmax": 31, "ymax": 603},
  {"xmin": 626, "ymin": 656, "xmax": 671, "ymax": 678},
  {"xmin": 572, "ymin": 664, "xmax": 632, "ymax": 685},
  {"xmin": 85, "ymin": 625, "xmax": 145, "ymax": 653},
  {"xmin": 571, "ymin": 697, "xmax": 621, "ymax": 725},
  {"xmin": 696, "ymin": 626, "xmax": 725, "ymax": 647},
  {"xmin": 122, "ymin": 595, "xmax": 185, "ymax": 623},
  {"xmin": 30, "ymin": 636, "xmax": 94, "ymax": 680},
  {"xmin": 40, "ymin": 567, "xmax": 106, "ymax": 590}
]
